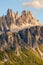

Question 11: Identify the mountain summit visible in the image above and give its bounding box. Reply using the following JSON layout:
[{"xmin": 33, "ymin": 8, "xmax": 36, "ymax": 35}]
[{"xmin": 0, "ymin": 9, "xmax": 41, "ymax": 32}]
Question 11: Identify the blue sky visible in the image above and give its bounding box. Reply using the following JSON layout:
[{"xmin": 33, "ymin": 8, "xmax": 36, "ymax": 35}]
[{"xmin": 0, "ymin": 0, "xmax": 43, "ymax": 23}]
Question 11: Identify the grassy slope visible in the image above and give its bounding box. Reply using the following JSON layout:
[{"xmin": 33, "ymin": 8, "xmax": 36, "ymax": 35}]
[{"xmin": 0, "ymin": 48, "xmax": 43, "ymax": 65}]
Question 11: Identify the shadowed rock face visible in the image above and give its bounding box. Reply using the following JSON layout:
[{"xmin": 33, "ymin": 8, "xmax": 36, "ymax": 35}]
[
  {"xmin": 0, "ymin": 26, "xmax": 43, "ymax": 51},
  {"xmin": 18, "ymin": 26, "xmax": 43, "ymax": 48}
]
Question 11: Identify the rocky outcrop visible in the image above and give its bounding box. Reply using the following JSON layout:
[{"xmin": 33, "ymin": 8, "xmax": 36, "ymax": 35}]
[{"xmin": 0, "ymin": 26, "xmax": 43, "ymax": 51}]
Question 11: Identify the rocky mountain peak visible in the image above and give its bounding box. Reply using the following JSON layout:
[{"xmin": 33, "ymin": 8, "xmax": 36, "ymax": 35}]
[
  {"xmin": 0, "ymin": 9, "xmax": 42, "ymax": 32},
  {"xmin": 16, "ymin": 10, "xmax": 41, "ymax": 27},
  {"xmin": 22, "ymin": 10, "xmax": 32, "ymax": 16},
  {"xmin": 7, "ymin": 9, "xmax": 18, "ymax": 20}
]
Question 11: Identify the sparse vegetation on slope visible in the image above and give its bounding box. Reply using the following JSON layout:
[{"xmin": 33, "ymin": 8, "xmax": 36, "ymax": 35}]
[{"xmin": 0, "ymin": 48, "xmax": 43, "ymax": 65}]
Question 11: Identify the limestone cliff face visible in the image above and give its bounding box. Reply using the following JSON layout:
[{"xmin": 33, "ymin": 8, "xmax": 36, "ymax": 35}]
[
  {"xmin": 0, "ymin": 9, "xmax": 43, "ymax": 52},
  {"xmin": 0, "ymin": 26, "xmax": 43, "ymax": 51},
  {"xmin": 18, "ymin": 26, "xmax": 43, "ymax": 48}
]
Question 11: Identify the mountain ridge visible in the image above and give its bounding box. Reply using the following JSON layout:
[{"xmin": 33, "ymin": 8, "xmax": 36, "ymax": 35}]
[{"xmin": 0, "ymin": 9, "xmax": 42, "ymax": 32}]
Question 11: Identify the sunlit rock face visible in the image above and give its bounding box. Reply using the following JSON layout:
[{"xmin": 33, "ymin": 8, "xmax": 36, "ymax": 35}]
[
  {"xmin": 16, "ymin": 10, "xmax": 41, "ymax": 26},
  {"xmin": 5, "ymin": 9, "xmax": 16, "ymax": 29},
  {"xmin": 0, "ymin": 9, "xmax": 41, "ymax": 32}
]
